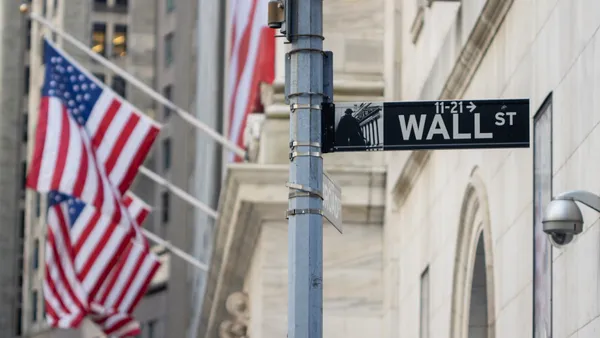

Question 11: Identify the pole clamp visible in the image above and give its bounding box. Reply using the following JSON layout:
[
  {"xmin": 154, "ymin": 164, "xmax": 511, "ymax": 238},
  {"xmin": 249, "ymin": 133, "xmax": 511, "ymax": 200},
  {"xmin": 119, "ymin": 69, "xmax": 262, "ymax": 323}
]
[
  {"xmin": 289, "ymin": 141, "xmax": 321, "ymax": 149},
  {"xmin": 289, "ymin": 151, "xmax": 322, "ymax": 161},
  {"xmin": 287, "ymin": 91, "xmax": 327, "ymax": 99},
  {"xmin": 286, "ymin": 182, "xmax": 323, "ymax": 200},
  {"xmin": 288, "ymin": 48, "xmax": 327, "ymax": 55},
  {"xmin": 286, "ymin": 208, "xmax": 324, "ymax": 219},
  {"xmin": 290, "ymin": 103, "xmax": 322, "ymax": 112}
]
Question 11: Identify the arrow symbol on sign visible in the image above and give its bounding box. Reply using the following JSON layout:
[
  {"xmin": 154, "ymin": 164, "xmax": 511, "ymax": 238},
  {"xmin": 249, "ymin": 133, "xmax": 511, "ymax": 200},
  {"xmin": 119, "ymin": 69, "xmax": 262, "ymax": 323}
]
[{"xmin": 467, "ymin": 102, "xmax": 477, "ymax": 112}]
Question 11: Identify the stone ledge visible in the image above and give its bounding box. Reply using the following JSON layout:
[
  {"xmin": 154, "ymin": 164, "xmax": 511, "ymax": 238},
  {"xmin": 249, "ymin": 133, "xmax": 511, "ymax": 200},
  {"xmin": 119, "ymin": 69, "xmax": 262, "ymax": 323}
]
[{"xmin": 199, "ymin": 163, "xmax": 386, "ymax": 338}]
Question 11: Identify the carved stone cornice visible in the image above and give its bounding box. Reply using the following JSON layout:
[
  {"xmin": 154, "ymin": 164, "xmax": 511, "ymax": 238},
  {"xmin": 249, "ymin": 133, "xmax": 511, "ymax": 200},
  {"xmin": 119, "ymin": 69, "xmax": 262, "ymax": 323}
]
[
  {"xmin": 391, "ymin": 150, "xmax": 431, "ymax": 210},
  {"xmin": 198, "ymin": 163, "xmax": 386, "ymax": 338},
  {"xmin": 218, "ymin": 292, "xmax": 250, "ymax": 338}
]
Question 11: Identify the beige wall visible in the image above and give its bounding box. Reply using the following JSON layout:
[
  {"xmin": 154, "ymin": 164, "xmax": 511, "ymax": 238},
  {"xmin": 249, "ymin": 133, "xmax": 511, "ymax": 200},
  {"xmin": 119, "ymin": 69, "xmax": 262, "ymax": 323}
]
[{"xmin": 244, "ymin": 221, "xmax": 384, "ymax": 337}]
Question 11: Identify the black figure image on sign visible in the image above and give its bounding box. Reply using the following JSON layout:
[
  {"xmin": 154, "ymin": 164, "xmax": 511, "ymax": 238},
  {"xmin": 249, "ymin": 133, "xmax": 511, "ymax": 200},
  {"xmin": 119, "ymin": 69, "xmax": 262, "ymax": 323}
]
[{"xmin": 333, "ymin": 102, "xmax": 384, "ymax": 151}]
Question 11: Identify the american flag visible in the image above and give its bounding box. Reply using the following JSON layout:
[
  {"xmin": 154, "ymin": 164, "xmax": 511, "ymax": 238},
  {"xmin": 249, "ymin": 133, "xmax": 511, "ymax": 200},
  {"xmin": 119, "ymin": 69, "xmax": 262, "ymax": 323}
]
[
  {"xmin": 89, "ymin": 193, "xmax": 160, "ymax": 337},
  {"xmin": 44, "ymin": 192, "xmax": 89, "ymax": 329},
  {"xmin": 26, "ymin": 39, "xmax": 160, "ymax": 210},
  {"xmin": 89, "ymin": 242, "xmax": 160, "ymax": 336},
  {"xmin": 226, "ymin": 0, "xmax": 275, "ymax": 162},
  {"xmin": 27, "ymin": 95, "xmax": 125, "ymax": 222},
  {"xmin": 43, "ymin": 190, "xmax": 159, "ymax": 337},
  {"xmin": 51, "ymin": 190, "xmax": 134, "ymax": 300},
  {"xmin": 26, "ymin": 38, "xmax": 163, "ymax": 336}
]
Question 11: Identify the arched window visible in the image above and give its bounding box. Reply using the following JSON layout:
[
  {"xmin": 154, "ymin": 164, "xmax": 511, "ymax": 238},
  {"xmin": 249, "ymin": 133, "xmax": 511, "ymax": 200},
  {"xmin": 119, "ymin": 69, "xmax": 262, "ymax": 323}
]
[{"xmin": 450, "ymin": 168, "xmax": 496, "ymax": 338}]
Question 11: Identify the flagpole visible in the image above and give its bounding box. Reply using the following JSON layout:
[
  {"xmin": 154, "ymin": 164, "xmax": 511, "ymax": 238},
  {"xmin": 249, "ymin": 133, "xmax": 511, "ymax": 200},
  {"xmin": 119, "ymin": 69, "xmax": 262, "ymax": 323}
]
[
  {"xmin": 138, "ymin": 167, "xmax": 218, "ymax": 219},
  {"xmin": 27, "ymin": 12, "xmax": 246, "ymax": 159},
  {"xmin": 141, "ymin": 228, "xmax": 208, "ymax": 271}
]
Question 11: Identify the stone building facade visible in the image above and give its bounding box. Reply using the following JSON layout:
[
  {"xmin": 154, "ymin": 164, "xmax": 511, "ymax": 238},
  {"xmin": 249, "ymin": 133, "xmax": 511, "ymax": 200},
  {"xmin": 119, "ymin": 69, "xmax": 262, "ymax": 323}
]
[{"xmin": 200, "ymin": 0, "xmax": 600, "ymax": 338}]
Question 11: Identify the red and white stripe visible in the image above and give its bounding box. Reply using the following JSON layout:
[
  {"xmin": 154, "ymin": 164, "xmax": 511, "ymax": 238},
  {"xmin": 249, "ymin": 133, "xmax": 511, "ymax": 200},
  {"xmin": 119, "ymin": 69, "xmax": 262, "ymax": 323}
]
[
  {"xmin": 123, "ymin": 191, "xmax": 151, "ymax": 232},
  {"xmin": 90, "ymin": 194, "xmax": 160, "ymax": 337},
  {"xmin": 85, "ymin": 90, "xmax": 160, "ymax": 195},
  {"xmin": 68, "ymin": 203, "xmax": 134, "ymax": 300},
  {"xmin": 93, "ymin": 313, "xmax": 142, "ymax": 337},
  {"xmin": 26, "ymin": 96, "xmax": 125, "ymax": 224},
  {"xmin": 90, "ymin": 243, "xmax": 160, "ymax": 336},
  {"xmin": 44, "ymin": 204, "xmax": 88, "ymax": 329},
  {"xmin": 226, "ymin": 0, "xmax": 275, "ymax": 162}
]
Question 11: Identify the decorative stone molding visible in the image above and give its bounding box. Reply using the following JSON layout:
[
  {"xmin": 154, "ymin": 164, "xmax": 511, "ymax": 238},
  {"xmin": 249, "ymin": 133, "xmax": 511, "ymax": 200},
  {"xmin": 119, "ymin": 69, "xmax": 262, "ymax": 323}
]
[
  {"xmin": 243, "ymin": 113, "xmax": 265, "ymax": 163},
  {"xmin": 450, "ymin": 166, "xmax": 496, "ymax": 338},
  {"xmin": 218, "ymin": 292, "xmax": 250, "ymax": 338},
  {"xmin": 391, "ymin": 150, "xmax": 431, "ymax": 210}
]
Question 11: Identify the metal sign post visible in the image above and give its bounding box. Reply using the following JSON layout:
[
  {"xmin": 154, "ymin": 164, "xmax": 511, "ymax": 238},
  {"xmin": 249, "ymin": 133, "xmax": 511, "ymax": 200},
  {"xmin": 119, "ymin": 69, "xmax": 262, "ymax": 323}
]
[{"xmin": 276, "ymin": 0, "xmax": 329, "ymax": 337}]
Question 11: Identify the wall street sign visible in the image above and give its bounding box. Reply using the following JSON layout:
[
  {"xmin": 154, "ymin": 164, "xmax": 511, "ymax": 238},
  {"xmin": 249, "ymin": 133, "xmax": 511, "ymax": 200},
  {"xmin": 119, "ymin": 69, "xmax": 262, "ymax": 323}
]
[{"xmin": 321, "ymin": 99, "xmax": 531, "ymax": 153}]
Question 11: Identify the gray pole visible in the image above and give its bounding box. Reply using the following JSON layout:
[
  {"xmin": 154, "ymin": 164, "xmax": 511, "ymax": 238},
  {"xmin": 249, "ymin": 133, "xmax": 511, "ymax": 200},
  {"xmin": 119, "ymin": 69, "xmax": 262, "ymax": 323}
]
[{"xmin": 286, "ymin": 0, "xmax": 324, "ymax": 337}]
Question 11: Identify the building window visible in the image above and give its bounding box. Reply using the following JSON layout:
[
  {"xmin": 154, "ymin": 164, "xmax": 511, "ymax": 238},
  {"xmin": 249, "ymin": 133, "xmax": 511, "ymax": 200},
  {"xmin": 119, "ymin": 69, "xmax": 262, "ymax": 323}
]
[
  {"xmin": 164, "ymin": 33, "xmax": 174, "ymax": 67},
  {"xmin": 54, "ymin": 0, "xmax": 58, "ymax": 11},
  {"xmin": 420, "ymin": 267, "xmax": 430, "ymax": 338},
  {"xmin": 93, "ymin": 0, "xmax": 108, "ymax": 10},
  {"xmin": 15, "ymin": 307, "xmax": 22, "ymax": 336},
  {"xmin": 21, "ymin": 162, "xmax": 27, "ymax": 190},
  {"xmin": 167, "ymin": 0, "xmax": 175, "ymax": 12},
  {"xmin": 163, "ymin": 85, "xmax": 172, "ymax": 119},
  {"xmin": 112, "ymin": 76, "xmax": 126, "ymax": 98},
  {"xmin": 161, "ymin": 192, "xmax": 169, "ymax": 224},
  {"xmin": 22, "ymin": 115, "xmax": 28, "ymax": 142},
  {"xmin": 33, "ymin": 239, "xmax": 39, "ymax": 270},
  {"xmin": 533, "ymin": 94, "xmax": 553, "ymax": 337},
  {"xmin": 31, "ymin": 290, "xmax": 38, "ymax": 323},
  {"xmin": 91, "ymin": 23, "xmax": 107, "ymax": 56},
  {"xmin": 163, "ymin": 138, "xmax": 171, "ymax": 170},
  {"xmin": 113, "ymin": 24, "xmax": 127, "ymax": 57},
  {"xmin": 93, "ymin": 72, "xmax": 106, "ymax": 84},
  {"xmin": 24, "ymin": 67, "xmax": 30, "ymax": 95},
  {"xmin": 19, "ymin": 210, "xmax": 25, "ymax": 240},
  {"xmin": 147, "ymin": 319, "xmax": 157, "ymax": 338},
  {"xmin": 26, "ymin": 20, "xmax": 31, "ymax": 50},
  {"xmin": 115, "ymin": 0, "xmax": 128, "ymax": 11},
  {"xmin": 42, "ymin": 0, "xmax": 47, "ymax": 17},
  {"xmin": 35, "ymin": 193, "xmax": 41, "ymax": 218}
]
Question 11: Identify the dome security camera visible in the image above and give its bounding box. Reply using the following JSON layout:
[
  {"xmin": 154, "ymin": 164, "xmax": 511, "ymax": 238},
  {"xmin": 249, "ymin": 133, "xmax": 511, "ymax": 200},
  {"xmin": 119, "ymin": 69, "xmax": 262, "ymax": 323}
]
[{"xmin": 542, "ymin": 199, "xmax": 584, "ymax": 247}]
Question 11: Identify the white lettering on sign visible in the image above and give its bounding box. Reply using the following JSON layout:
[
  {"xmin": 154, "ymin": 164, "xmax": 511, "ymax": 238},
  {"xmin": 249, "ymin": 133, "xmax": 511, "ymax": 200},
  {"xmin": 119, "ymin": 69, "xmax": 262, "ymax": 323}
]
[
  {"xmin": 399, "ymin": 114, "xmax": 426, "ymax": 140},
  {"xmin": 453, "ymin": 114, "xmax": 471, "ymax": 139},
  {"xmin": 426, "ymin": 114, "xmax": 450, "ymax": 140},
  {"xmin": 398, "ymin": 113, "xmax": 495, "ymax": 141},
  {"xmin": 495, "ymin": 112, "xmax": 517, "ymax": 126},
  {"xmin": 474, "ymin": 113, "xmax": 493, "ymax": 139}
]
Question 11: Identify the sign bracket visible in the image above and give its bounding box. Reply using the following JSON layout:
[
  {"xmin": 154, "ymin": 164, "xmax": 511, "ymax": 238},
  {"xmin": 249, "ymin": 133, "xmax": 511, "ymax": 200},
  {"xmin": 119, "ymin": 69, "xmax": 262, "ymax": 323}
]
[
  {"xmin": 286, "ymin": 208, "xmax": 324, "ymax": 219},
  {"xmin": 286, "ymin": 182, "xmax": 323, "ymax": 200}
]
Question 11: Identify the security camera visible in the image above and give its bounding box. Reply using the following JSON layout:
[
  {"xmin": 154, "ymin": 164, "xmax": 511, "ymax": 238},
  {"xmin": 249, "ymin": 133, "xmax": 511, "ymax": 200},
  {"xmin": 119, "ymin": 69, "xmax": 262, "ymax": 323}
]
[{"xmin": 542, "ymin": 198, "xmax": 584, "ymax": 247}]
